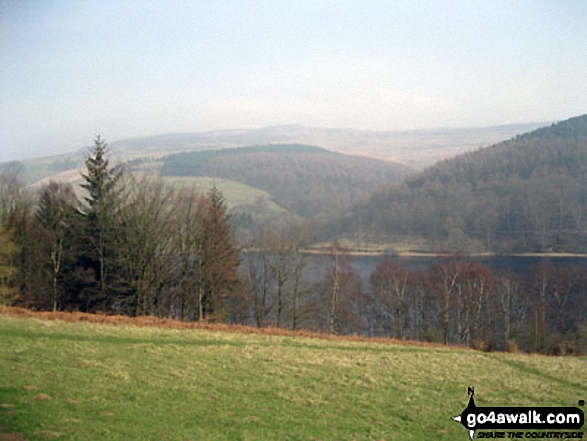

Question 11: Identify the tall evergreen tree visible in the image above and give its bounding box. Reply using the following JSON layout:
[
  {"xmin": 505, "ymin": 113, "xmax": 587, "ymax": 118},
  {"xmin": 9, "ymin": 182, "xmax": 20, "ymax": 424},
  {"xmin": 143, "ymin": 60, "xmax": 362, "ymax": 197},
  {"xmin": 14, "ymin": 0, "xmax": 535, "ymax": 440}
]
[
  {"xmin": 79, "ymin": 136, "xmax": 123, "ymax": 311},
  {"xmin": 200, "ymin": 186, "xmax": 240, "ymax": 321}
]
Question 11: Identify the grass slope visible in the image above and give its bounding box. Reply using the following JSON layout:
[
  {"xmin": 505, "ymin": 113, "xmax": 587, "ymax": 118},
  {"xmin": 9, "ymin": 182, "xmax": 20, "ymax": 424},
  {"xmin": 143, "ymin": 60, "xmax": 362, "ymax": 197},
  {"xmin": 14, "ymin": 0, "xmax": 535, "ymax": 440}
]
[
  {"xmin": 4, "ymin": 154, "xmax": 82, "ymax": 187},
  {"xmin": 27, "ymin": 174, "xmax": 287, "ymax": 219},
  {"xmin": 0, "ymin": 311, "xmax": 585, "ymax": 440},
  {"xmin": 159, "ymin": 176, "xmax": 287, "ymax": 217}
]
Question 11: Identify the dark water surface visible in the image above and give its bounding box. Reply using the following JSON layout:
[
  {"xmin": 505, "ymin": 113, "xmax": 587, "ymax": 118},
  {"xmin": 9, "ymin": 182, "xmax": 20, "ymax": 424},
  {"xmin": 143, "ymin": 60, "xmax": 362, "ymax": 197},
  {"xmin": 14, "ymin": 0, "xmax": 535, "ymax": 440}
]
[
  {"xmin": 242, "ymin": 251, "xmax": 587, "ymax": 285},
  {"xmin": 308, "ymin": 256, "xmax": 587, "ymax": 286},
  {"xmin": 347, "ymin": 254, "xmax": 587, "ymax": 283}
]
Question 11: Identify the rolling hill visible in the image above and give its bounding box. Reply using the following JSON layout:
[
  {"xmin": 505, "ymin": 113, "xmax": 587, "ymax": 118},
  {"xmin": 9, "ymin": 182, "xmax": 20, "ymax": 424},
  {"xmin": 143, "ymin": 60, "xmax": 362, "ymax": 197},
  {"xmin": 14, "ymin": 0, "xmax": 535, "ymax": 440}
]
[
  {"xmin": 337, "ymin": 115, "xmax": 587, "ymax": 253},
  {"xmin": 2, "ymin": 121, "xmax": 565, "ymax": 238},
  {"xmin": 111, "ymin": 122, "xmax": 545, "ymax": 169},
  {"xmin": 156, "ymin": 144, "xmax": 411, "ymax": 217},
  {"xmin": 26, "ymin": 172, "xmax": 287, "ymax": 221},
  {"xmin": 17, "ymin": 143, "xmax": 411, "ymax": 222},
  {"xmin": 4, "ymin": 122, "xmax": 544, "ymax": 187}
]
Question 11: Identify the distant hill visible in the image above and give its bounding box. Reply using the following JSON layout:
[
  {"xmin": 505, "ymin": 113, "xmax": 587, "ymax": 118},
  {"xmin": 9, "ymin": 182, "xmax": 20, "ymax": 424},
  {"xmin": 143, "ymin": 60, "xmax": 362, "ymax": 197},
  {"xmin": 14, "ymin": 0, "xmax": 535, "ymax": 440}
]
[
  {"xmin": 513, "ymin": 114, "xmax": 587, "ymax": 141},
  {"xmin": 157, "ymin": 144, "xmax": 411, "ymax": 217},
  {"xmin": 407, "ymin": 115, "xmax": 587, "ymax": 186},
  {"xmin": 13, "ymin": 142, "xmax": 410, "ymax": 223},
  {"xmin": 111, "ymin": 122, "xmax": 545, "ymax": 169},
  {"xmin": 4, "ymin": 122, "xmax": 544, "ymax": 186},
  {"xmin": 0, "ymin": 152, "xmax": 83, "ymax": 186},
  {"xmin": 338, "ymin": 115, "xmax": 587, "ymax": 253}
]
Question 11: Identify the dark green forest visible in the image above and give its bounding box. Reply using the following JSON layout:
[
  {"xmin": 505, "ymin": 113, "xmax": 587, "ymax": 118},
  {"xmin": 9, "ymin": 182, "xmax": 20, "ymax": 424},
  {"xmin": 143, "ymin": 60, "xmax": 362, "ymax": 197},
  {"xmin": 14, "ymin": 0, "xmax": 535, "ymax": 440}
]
[{"xmin": 338, "ymin": 115, "xmax": 587, "ymax": 252}]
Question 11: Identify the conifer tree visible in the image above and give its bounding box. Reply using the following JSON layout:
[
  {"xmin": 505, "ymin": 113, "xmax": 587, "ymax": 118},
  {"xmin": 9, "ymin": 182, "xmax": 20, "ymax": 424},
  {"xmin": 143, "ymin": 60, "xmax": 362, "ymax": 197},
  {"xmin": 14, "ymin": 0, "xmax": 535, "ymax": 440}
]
[
  {"xmin": 200, "ymin": 186, "xmax": 239, "ymax": 320},
  {"xmin": 79, "ymin": 136, "xmax": 123, "ymax": 311}
]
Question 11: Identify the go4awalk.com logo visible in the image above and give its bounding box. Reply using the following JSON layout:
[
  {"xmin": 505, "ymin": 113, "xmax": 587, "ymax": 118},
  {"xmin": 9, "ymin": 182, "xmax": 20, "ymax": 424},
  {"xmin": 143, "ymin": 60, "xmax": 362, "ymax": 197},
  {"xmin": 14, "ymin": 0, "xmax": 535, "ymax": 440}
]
[{"xmin": 453, "ymin": 388, "xmax": 585, "ymax": 440}]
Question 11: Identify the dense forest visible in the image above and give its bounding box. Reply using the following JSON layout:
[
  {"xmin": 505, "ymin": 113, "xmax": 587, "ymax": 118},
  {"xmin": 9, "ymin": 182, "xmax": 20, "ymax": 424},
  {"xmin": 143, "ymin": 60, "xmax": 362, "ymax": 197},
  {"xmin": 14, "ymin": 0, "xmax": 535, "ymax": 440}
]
[
  {"xmin": 157, "ymin": 144, "xmax": 411, "ymax": 217},
  {"xmin": 337, "ymin": 115, "xmax": 587, "ymax": 252}
]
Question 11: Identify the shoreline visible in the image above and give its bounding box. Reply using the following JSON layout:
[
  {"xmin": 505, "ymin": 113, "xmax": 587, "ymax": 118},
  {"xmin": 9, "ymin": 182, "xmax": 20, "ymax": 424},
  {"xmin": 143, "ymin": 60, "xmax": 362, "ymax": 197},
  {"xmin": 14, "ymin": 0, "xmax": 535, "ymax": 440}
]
[{"xmin": 243, "ymin": 248, "xmax": 587, "ymax": 258}]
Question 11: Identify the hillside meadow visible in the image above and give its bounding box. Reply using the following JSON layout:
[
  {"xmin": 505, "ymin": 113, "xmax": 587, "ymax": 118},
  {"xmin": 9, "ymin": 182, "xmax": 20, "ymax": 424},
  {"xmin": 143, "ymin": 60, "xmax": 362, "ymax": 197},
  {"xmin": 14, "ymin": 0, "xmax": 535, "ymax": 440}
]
[
  {"xmin": 0, "ymin": 308, "xmax": 585, "ymax": 440},
  {"xmin": 27, "ymin": 174, "xmax": 285, "ymax": 216}
]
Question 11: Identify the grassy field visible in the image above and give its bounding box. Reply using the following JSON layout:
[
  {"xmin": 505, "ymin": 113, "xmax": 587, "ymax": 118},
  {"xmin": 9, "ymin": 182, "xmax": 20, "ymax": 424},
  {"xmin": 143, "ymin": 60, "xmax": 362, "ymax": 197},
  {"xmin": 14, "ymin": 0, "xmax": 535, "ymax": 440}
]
[
  {"xmin": 161, "ymin": 176, "xmax": 287, "ymax": 216},
  {"xmin": 0, "ymin": 311, "xmax": 585, "ymax": 440},
  {"xmin": 27, "ymin": 173, "xmax": 287, "ymax": 220}
]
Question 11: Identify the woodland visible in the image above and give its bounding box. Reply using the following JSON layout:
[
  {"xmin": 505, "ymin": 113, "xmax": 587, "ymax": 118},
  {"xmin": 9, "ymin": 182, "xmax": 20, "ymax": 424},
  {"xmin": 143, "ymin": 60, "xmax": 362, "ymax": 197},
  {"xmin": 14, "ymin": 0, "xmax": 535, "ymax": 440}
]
[
  {"xmin": 0, "ymin": 137, "xmax": 239, "ymax": 321},
  {"xmin": 157, "ymin": 144, "xmax": 410, "ymax": 217},
  {"xmin": 339, "ymin": 115, "xmax": 587, "ymax": 253},
  {"xmin": 1, "ymin": 116, "xmax": 587, "ymax": 355}
]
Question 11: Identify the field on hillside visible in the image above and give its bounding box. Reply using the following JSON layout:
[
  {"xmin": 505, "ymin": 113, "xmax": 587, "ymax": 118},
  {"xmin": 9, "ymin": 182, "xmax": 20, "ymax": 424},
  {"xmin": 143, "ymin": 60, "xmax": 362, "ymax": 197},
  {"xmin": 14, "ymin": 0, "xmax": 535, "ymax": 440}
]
[
  {"xmin": 0, "ymin": 311, "xmax": 585, "ymax": 440},
  {"xmin": 162, "ymin": 176, "xmax": 286, "ymax": 216},
  {"xmin": 27, "ymin": 173, "xmax": 286, "ymax": 219}
]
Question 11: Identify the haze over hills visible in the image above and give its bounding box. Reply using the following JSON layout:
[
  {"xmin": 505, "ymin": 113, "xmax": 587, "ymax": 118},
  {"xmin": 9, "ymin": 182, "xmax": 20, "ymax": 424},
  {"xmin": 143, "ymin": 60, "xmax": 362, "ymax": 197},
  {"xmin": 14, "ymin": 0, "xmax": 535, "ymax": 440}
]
[
  {"xmin": 4, "ymin": 121, "xmax": 546, "ymax": 187},
  {"xmin": 5, "ymin": 117, "xmax": 583, "ymax": 240},
  {"xmin": 3, "ymin": 7, "xmax": 587, "ymax": 435},
  {"xmin": 337, "ymin": 114, "xmax": 587, "ymax": 253},
  {"xmin": 111, "ymin": 121, "xmax": 546, "ymax": 169}
]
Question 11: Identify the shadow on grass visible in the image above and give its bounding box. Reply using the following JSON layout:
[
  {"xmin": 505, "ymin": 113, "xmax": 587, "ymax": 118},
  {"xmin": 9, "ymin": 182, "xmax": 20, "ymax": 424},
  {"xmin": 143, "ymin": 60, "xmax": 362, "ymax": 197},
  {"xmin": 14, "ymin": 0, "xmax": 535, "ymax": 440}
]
[{"xmin": 482, "ymin": 353, "xmax": 587, "ymax": 394}]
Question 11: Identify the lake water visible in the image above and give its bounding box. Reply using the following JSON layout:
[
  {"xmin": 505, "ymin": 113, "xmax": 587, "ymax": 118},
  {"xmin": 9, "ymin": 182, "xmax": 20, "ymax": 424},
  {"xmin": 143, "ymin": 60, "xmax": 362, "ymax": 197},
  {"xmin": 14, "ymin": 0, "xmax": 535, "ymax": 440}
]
[
  {"xmin": 309, "ymin": 254, "xmax": 587, "ymax": 285},
  {"xmin": 242, "ymin": 251, "xmax": 587, "ymax": 286}
]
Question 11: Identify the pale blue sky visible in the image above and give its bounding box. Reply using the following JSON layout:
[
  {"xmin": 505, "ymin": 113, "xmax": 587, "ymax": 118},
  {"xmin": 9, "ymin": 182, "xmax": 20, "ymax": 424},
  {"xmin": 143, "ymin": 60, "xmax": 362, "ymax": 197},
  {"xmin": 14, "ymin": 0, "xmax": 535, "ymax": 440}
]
[{"xmin": 1, "ymin": 0, "xmax": 586, "ymax": 161}]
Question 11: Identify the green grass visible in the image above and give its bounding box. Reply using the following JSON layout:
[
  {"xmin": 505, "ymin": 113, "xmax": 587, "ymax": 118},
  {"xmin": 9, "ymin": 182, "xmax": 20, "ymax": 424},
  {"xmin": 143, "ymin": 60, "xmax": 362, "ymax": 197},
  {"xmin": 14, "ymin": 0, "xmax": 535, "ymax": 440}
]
[
  {"xmin": 161, "ymin": 176, "xmax": 287, "ymax": 216},
  {"xmin": 0, "ymin": 315, "xmax": 585, "ymax": 440},
  {"xmin": 28, "ymin": 172, "xmax": 288, "ymax": 220}
]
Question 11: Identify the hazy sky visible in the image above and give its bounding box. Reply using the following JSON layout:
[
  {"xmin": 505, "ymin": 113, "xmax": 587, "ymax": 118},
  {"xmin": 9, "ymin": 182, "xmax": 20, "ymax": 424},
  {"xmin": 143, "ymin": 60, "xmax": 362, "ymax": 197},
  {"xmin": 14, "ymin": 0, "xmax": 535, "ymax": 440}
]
[{"xmin": 1, "ymin": 0, "xmax": 586, "ymax": 161}]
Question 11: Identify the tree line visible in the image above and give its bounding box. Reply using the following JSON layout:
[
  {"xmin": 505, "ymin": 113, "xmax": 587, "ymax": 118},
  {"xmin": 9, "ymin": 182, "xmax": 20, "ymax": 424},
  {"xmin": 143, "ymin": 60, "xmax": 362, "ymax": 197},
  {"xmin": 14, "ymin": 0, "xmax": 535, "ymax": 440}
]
[
  {"xmin": 367, "ymin": 256, "xmax": 586, "ymax": 354},
  {"xmin": 0, "ymin": 137, "xmax": 239, "ymax": 321},
  {"xmin": 238, "ymin": 246, "xmax": 586, "ymax": 355},
  {"xmin": 1, "ymin": 137, "xmax": 585, "ymax": 355}
]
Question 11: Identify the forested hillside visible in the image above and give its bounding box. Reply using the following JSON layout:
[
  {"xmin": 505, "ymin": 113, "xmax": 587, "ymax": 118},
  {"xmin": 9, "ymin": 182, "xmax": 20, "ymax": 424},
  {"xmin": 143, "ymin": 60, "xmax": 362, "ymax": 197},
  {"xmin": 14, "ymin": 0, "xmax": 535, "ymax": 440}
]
[
  {"xmin": 339, "ymin": 115, "xmax": 587, "ymax": 253},
  {"xmin": 158, "ymin": 144, "xmax": 411, "ymax": 217}
]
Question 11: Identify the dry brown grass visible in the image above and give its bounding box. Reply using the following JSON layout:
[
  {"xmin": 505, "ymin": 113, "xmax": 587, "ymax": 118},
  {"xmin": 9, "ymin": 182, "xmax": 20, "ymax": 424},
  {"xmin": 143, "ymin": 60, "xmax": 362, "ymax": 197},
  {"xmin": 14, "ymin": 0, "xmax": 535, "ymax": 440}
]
[
  {"xmin": 0, "ymin": 431, "xmax": 27, "ymax": 441},
  {"xmin": 0, "ymin": 306, "xmax": 458, "ymax": 350}
]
